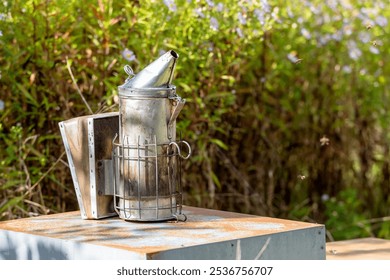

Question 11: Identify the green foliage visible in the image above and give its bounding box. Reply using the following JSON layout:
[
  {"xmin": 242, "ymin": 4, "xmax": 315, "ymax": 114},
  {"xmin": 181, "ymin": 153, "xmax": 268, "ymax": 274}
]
[
  {"xmin": 378, "ymin": 221, "xmax": 390, "ymax": 239},
  {"xmin": 0, "ymin": 0, "xmax": 390, "ymax": 240},
  {"xmin": 324, "ymin": 188, "xmax": 372, "ymax": 240}
]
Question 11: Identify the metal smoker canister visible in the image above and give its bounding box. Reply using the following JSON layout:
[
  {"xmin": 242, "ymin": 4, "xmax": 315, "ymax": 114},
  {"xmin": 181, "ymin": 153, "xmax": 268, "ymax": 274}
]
[{"xmin": 113, "ymin": 50, "xmax": 191, "ymax": 221}]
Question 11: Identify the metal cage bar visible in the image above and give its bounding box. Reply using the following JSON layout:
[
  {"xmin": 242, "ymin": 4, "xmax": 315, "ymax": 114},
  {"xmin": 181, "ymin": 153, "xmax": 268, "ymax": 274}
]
[{"xmin": 112, "ymin": 135, "xmax": 185, "ymax": 221}]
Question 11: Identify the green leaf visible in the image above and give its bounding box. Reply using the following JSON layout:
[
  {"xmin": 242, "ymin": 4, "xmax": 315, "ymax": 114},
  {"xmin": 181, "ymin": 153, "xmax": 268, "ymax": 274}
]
[
  {"xmin": 0, "ymin": 197, "xmax": 23, "ymax": 214},
  {"xmin": 16, "ymin": 84, "xmax": 39, "ymax": 107},
  {"xmin": 0, "ymin": 180, "xmax": 25, "ymax": 190},
  {"xmin": 210, "ymin": 138, "xmax": 229, "ymax": 151},
  {"xmin": 211, "ymin": 171, "xmax": 222, "ymax": 190}
]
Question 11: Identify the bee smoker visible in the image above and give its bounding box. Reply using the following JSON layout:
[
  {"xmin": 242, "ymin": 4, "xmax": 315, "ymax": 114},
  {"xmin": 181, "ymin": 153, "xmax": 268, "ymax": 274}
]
[
  {"xmin": 59, "ymin": 50, "xmax": 191, "ymax": 222},
  {"xmin": 113, "ymin": 50, "xmax": 191, "ymax": 221}
]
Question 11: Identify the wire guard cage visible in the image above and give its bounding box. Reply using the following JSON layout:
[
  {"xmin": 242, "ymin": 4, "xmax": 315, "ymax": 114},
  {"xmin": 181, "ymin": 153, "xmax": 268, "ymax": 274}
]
[{"xmin": 112, "ymin": 134, "xmax": 190, "ymax": 222}]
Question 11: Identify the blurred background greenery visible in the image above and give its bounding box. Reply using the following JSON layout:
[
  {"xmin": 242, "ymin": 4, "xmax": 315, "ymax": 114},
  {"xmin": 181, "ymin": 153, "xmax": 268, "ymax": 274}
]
[{"xmin": 0, "ymin": 0, "xmax": 389, "ymax": 241}]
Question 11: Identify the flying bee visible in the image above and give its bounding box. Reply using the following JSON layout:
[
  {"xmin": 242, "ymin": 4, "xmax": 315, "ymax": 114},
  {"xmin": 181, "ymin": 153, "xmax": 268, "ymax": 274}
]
[
  {"xmin": 320, "ymin": 135, "xmax": 330, "ymax": 146},
  {"xmin": 298, "ymin": 175, "xmax": 307, "ymax": 180},
  {"xmin": 294, "ymin": 58, "xmax": 303, "ymax": 64}
]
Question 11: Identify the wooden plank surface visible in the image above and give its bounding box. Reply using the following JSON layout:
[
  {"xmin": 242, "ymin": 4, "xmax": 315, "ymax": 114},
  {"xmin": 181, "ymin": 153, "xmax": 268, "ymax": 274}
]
[{"xmin": 327, "ymin": 238, "xmax": 390, "ymax": 259}]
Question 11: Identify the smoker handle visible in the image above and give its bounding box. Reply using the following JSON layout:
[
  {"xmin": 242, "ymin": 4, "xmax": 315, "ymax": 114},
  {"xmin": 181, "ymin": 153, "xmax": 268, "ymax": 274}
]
[
  {"xmin": 169, "ymin": 140, "xmax": 192, "ymax": 160},
  {"xmin": 167, "ymin": 98, "xmax": 186, "ymax": 140}
]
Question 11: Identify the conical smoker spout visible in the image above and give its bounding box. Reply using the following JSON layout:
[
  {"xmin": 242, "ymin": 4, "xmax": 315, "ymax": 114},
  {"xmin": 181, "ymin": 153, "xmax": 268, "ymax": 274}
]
[
  {"xmin": 127, "ymin": 50, "xmax": 179, "ymax": 89},
  {"xmin": 166, "ymin": 50, "xmax": 178, "ymax": 86}
]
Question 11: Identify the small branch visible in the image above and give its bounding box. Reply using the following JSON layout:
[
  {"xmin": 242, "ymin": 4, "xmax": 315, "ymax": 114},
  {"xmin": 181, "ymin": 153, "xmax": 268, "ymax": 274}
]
[
  {"xmin": 24, "ymin": 151, "xmax": 66, "ymax": 197},
  {"xmin": 66, "ymin": 56, "xmax": 93, "ymax": 114},
  {"xmin": 23, "ymin": 199, "xmax": 48, "ymax": 214},
  {"xmin": 365, "ymin": 216, "xmax": 390, "ymax": 224}
]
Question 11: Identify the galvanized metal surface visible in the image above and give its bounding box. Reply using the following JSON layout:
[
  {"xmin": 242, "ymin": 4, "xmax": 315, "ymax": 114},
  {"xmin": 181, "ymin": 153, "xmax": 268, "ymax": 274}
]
[
  {"xmin": 121, "ymin": 50, "xmax": 178, "ymax": 89},
  {"xmin": 118, "ymin": 89, "xmax": 182, "ymax": 142},
  {"xmin": 59, "ymin": 113, "xmax": 119, "ymax": 219},
  {"xmin": 327, "ymin": 238, "xmax": 390, "ymax": 260},
  {"xmin": 0, "ymin": 206, "xmax": 325, "ymax": 260}
]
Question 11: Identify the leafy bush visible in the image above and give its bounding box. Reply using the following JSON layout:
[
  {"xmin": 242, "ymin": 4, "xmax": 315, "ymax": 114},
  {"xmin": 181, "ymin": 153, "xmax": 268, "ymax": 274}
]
[
  {"xmin": 324, "ymin": 188, "xmax": 372, "ymax": 240},
  {"xmin": 0, "ymin": 0, "xmax": 389, "ymax": 240}
]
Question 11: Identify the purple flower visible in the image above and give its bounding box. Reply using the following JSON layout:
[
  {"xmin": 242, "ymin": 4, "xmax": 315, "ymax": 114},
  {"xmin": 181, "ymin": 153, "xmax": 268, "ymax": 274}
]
[
  {"xmin": 122, "ymin": 48, "xmax": 136, "ymax": 62},
  {"xmin": 236, "ymin": 27, "xmax": 244, "ymax": 38},
  {"xmin": 342, "ymin": 24, "xmax": 353, "ymax": 36},
  {"xmin": 310, "ymin": 4, "xmax": 320, "ymax": 15},
  {"xmin": 206, "ymin": 0, "xmax": 214, "ymax": 7},
  {"xmin": 318, "ymin": 34, "xmax": 331, "ymax": 46},
  {"xmin": 210, "ymin": 17, "xmax": 219, "ymax": 31},
  {"xmin": 347, "ymin": 41, "xmax": 362, "ymax": 61},
  {"xmin": 342, "ymin": 65, "xmax": 352, "ymax": 74},
  {"xmin": 331, "ymin": 30, "xmax": 343, "ymax": 42},
  {"xmin": 327, "ymin": 0, "xmax": 338, "ymax": 10},
  {"xmin": 286, "ymin": 7, "xmax": 294, "ymax": 19},
  {"xmin": 254, "ymin": 9, "xmax": 265, "ymax": 25},
  {"xmin": 369, "ymin": 46, "xmax": 379, "ymax": 54},
  {"xmin": 358, "ymin": 32, "xmax": 371, "ymax": 44},
  {"xmin": 340, "ymin": 1, "xmax": 353, "ymax": 10},
  {"xmin": 216, "ymin": 3, "xmax": 224, "ymax": 12},
  {"xmin": 321, "ymin": 194, "xmax": 330, "ymax": 202},
  {"xmin": 261, "ymin": 0, "xmax": 271, "ymax": 13},
  {"xmin": 237, "ymin": 12, "xmax": 246, "ymax": 25},
  {"xmin": 376, "ymin": 15, "xmax": 388, "ymax": 27},
  {"xmin": 194, "ymin": 7, "xmax": 205, "ymax": 18},
  {"xmin": 207, "ymin": 43, "xmax": 214, "ymax": 52},
  {"xmin": 163, "ymin": 0, "xmax": 177, "ymax": 12},
  {"xmin": 301, "ymin": 28, "xmax": 311, "ymax": 39}
]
